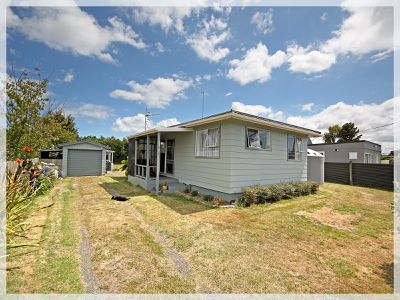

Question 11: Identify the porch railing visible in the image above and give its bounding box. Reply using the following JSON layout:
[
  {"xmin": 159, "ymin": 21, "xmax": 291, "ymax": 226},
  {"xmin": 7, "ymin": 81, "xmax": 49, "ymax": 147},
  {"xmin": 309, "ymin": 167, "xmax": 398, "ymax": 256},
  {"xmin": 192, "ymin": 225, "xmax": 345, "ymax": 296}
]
[{"xmin": 135, "ymin": 164, "xmax": 157, "ymax": 179}]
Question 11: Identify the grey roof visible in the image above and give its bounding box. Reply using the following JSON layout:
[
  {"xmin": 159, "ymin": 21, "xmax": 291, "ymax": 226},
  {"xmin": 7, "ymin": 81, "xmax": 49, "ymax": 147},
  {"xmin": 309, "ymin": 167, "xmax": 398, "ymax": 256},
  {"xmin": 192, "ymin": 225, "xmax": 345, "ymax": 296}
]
[
  {"xmin": 58, "ymin": 141, "xmax": 112, "ymax": 150},
  {"xmin": 171, "ymin": 109, "xmax": 321, "ymax": 135},
  {"xmin": 309, "ymin": 140, "xmax": 381, "ymax": 147}
]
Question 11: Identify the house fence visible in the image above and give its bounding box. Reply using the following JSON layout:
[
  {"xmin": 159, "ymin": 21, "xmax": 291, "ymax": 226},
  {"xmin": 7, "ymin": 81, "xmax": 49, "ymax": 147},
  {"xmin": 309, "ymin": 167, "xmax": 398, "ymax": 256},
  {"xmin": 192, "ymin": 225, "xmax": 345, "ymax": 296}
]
[{"xmin": 324, "ymin": 162, "xmax": 394, "ymax": 190}]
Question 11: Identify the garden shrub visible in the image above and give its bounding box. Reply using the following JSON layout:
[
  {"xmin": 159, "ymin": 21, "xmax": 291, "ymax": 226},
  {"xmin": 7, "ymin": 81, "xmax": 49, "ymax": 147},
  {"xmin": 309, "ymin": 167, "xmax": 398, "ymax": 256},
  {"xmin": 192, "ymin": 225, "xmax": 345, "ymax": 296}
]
[
  {"xmin": 6, "ymin": 146, "xmax": 61, "ymax": 246},
  {"xmin": 212, "ymin": 197, "xmax": 225, "ymax": 206},
  {"xmin": 240, "ymin": 181, "xmax": 320, "ymax": 207},
  {"xmin": 203, "ymin": 195, "xmax": 214, "ymax": 202},
  {"xmin": 191, "ymin": 190, "xmax": 199, "ymax": 197}
]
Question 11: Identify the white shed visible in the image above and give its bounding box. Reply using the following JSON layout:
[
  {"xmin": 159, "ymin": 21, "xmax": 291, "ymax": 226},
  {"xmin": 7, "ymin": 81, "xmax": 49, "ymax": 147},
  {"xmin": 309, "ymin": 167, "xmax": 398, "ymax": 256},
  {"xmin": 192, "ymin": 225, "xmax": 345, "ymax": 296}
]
[
  {"xmin": 307, "ymin": 148, "xmax": 324, "ymax": 184},
  {"xmin": 59, "ymin": 141, "xmax": 114, "ymax": 177}
]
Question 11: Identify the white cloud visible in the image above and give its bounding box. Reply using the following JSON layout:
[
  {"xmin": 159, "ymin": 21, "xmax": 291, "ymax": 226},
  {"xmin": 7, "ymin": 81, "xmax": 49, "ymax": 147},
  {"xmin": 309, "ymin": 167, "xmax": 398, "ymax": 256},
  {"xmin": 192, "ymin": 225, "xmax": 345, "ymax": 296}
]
[
  {"xmin": 287, "ymin": 98, "xmax": 397, "ymax": 152},
  {"xmin": 203, "ymin": 74, "xmax": 212, "ymax": 81},
  {"xmin": 63, "ymin": 70, "xmax": 74, "ymax": 83},
  {"xmin": 109, "ymin": 76, "xmax": 193, "ymax": 109},
  {"xmin": 112, "ymin": 113, "xmax": 179, "ymax": 133},
  {"xmin": 67, "ymin": 103, "xmax": 110, "ymax": 120},
  {"xmin": 320, "ymin": 6, "xmax": 393, "ymax": 56},
  {"xmin": 186, "ymin": 16, "xmax": 231, "ymax": 63},
  {"xmin": 287, "ymin": 6, "xmax": 393, "ymax": 74},
  {"xmin": 7, "ymin": 7, "xmax": 146, "ymax": 63},
  {"xmin": 225, "ymin": 92, "xmax": 232, "ymax": 96},
  {"xmin": 227, "ymin": 42, "xmax": 286, "ymax": 85},
  {"xmin": 157, "ymin": 118, "xmax": 179, "ymax": 127},
  {"xmin": 231, "ymin": 101, "xmax": 284, "ymax": 121},
  {"xmin": 154, "ymin": 42, "xmax": 165, "ymax": 53},
  {"xmin": 132, "ymin": 7, "xmax": 193, "ymax": 33},
  {"xmin": 287, "ymin": 44, "xmax": 336, "ymax": 74},
  {"xmin": 320, "ymin": 12, "xmax": 328, "ymax": 22},
  {"xmin": 251, "ymin": 10, "xmax": 273, "ymax": 35},
  {"xmin": 370, "ymin": 50, "xmax": 392, "ymax": 63},
  {"xmin": 301, "ymin": 102, "xmax": 315, "ymax": 112}
]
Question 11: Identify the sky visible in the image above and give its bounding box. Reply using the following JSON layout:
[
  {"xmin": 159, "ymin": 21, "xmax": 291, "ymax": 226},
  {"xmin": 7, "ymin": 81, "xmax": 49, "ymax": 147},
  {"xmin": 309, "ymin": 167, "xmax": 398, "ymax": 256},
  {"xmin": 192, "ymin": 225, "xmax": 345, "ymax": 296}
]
[{"xmin": 6, "ymin": 4, "xmax": 395, "ymax": 152}]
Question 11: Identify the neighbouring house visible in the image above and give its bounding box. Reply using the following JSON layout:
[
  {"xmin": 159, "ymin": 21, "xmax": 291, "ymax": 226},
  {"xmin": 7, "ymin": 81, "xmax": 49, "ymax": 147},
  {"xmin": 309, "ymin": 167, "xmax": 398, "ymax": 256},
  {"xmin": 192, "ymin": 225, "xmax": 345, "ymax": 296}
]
[
  {"xmin": 58, "ymin": 141, "xmax": 114, "ymax": 177},
  {"xmin": 127, "ymin": 110, "xmax": 321, "ymax": 201},
  {"xmin": 308, "ymin": 140, "xmax": 381, "ymax": 164}
]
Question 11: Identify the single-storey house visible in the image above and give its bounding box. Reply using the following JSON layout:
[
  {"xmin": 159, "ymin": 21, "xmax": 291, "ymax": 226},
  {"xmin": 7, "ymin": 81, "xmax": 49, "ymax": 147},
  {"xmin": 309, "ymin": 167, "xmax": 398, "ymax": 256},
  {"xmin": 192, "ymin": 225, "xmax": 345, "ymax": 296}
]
[
  {"xmin": 127, "ymin": 110, "xmax": 321, "ymax": 201},
  {"xmin": 308, "ymin": 140, "xmax": 381, "ymax": 164},
  {"xmin": 59, "ymin": 141, "xmax": 114, "ymax": 177}
]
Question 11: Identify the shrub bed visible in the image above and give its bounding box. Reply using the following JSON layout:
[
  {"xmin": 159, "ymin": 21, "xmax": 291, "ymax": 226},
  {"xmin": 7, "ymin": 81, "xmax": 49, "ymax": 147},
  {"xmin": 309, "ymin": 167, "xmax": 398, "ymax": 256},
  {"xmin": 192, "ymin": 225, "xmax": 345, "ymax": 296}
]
[
  {"xmin": 6, "ymin": 146, "xmax": 61, "ymax": 246},
  {"xmin": 239, "ymin": 181, "xmax": 320, "ymax": 207}
]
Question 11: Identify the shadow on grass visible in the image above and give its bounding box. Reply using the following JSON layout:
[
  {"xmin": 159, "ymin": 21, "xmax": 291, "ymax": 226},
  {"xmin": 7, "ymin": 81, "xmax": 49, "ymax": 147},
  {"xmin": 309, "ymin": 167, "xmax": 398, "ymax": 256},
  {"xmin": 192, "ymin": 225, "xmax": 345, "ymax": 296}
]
[
  {"xmin": 99, "ymin": 176, "xmax": 148, "ymax": 198},
  {"xmin": 154, "ymin": 193, "xmax": 214, "ymax": 215},
  {"xmin": 100, "ymin": 175, "xmax": 213, "ymax": 215},
  {"xmin": 380, "ymin": 262, "xmax": 393, "ymax": 289}
]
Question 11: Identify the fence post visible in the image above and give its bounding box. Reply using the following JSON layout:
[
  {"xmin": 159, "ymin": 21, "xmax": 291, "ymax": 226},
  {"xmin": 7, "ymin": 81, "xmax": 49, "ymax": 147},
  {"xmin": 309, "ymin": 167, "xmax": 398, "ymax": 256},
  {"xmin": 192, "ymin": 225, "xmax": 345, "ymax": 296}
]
[{"xmin": 349, "ymin": 161, "xmax": 353, "ymax": 185}]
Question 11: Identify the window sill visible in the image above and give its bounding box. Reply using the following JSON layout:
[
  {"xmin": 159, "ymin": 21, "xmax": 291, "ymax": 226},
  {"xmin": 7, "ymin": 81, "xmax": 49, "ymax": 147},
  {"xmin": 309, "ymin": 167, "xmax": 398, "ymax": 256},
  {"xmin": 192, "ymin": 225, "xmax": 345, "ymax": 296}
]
[{"xmin": 246, "ymin": 146, "xmax": 272, "ymax": 151}]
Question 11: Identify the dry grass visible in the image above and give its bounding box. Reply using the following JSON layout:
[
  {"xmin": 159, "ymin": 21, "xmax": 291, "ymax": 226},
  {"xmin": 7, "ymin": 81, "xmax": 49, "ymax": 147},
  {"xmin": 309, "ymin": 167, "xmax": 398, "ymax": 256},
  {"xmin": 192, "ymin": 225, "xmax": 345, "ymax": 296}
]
[
  {"xmin": 7, "ymin": 174, "xmax": 393, "ymax": 294},
  {"xmin": 295, "ymin": 207, "xmax": 361, "ymax": 231}
]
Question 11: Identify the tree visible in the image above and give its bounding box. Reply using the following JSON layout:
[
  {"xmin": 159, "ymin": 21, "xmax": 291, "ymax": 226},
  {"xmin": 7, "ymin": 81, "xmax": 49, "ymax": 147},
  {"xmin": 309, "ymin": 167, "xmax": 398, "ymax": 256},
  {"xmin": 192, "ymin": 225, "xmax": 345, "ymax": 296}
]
[
  {"xmin": 6, "ymin": 70, "xmax": 79, "ymax": 160},
  {"xmin": 323, "ymin": 124, "xmax": 341, "ymax": 143},
  {"xmin": 338, "ymin": 122, "xmax": 362, "ymax": 142},
  {"xmin": 7, "ymin": 70, "xmax": 49, "ymax": 159}
]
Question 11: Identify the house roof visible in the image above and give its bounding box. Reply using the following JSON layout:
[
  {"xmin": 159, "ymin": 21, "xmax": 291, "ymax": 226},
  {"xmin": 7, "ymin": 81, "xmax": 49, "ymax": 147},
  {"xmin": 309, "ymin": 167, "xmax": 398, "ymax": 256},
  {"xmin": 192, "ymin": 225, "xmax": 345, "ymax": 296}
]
[
  {"xmin": 309, "ymin": 140, "xmax": 381, "ymax": 147},
  {"xmin": 58, "ymin": 141, "xmax": 112, "ymax": 150},
  {"xmin": 129, "ymin": 110, "xmax": 321, "ymax": 139}
]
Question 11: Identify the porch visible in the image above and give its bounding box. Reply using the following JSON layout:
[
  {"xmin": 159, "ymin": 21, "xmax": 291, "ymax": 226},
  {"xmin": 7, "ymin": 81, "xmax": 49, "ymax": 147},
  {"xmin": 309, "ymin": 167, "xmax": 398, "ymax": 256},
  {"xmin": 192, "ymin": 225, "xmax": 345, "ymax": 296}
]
[{"xmin": 128, "ymin": 127, "xmax": 193, "ymax": 194}]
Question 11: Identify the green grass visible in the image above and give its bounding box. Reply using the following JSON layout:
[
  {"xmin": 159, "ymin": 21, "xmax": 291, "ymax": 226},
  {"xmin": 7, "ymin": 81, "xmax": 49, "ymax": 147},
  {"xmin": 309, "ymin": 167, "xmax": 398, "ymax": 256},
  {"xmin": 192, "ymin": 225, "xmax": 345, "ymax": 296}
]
[
  {"xmin": 32, "ymin": 180, "xmax": 84, "ymax": 293},
  {"xmin": 7, "ymin": 175, "xmax": 394, "ymax": 294}
]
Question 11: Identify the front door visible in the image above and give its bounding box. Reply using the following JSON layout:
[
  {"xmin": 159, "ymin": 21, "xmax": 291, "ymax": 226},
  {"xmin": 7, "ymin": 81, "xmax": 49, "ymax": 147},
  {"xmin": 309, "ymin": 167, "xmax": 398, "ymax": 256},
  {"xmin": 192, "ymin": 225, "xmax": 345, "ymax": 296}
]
[{"xmin": 160, "ymin": 139, "xmax": 174, "ymax": 175}]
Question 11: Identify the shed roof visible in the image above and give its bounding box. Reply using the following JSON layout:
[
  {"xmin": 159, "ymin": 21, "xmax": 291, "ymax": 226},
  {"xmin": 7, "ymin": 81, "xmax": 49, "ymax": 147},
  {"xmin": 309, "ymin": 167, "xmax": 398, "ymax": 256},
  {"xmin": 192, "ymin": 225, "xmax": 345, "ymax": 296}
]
[
  {"xmin": 309, "ymin": 140, "xmax": 381, "ymax": 147},
  {"xmin": 59, "ymin": 141, "xmax": 112, "ymax": 150}
]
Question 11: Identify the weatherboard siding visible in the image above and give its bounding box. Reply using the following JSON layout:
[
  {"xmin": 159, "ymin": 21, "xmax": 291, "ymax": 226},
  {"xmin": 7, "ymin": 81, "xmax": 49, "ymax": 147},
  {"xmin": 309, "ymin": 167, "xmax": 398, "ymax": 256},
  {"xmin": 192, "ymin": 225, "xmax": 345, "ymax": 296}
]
[
  {"xmin": 163, "ymin": 119, "xmax": 308, "ymax": 194},
  {"xmin": 223, "ymin": 120, "xmax": 308, "ymax": 193},
  {"xmin": 163, "ymin": 121, "xmax": 232, "ymax": 193}
]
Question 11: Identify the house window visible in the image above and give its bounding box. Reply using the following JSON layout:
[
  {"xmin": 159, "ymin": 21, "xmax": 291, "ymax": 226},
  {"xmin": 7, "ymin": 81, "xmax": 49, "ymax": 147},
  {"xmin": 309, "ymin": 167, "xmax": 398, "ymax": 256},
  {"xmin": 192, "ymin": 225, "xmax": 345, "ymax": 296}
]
[
  {"xmin": 287, "ymin": 135, "xmax": 302, "ymax": 160},
  {"xmin": 195, "ymin": 127, "xmax": 220, "ymax": 158},
  {"xmin": 246, "ymin": 128, "xmax": 271, "ymax": 150}
]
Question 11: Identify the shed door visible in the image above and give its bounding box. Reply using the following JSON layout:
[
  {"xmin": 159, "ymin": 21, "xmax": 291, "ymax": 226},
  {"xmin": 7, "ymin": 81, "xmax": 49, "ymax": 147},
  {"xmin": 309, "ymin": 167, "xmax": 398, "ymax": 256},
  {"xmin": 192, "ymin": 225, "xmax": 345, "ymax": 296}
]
[{"xmin": 67, "ymin": 149, "xmax": 102, "ymax": 176}]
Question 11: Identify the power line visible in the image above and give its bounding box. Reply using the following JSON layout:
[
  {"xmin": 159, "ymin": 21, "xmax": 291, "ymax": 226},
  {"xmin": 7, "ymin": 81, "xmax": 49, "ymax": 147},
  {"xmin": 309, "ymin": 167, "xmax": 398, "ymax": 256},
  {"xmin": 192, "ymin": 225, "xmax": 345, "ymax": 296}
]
[{"xmin": 362, "ymin": 120, "xmax": 400, "ymax": 132}]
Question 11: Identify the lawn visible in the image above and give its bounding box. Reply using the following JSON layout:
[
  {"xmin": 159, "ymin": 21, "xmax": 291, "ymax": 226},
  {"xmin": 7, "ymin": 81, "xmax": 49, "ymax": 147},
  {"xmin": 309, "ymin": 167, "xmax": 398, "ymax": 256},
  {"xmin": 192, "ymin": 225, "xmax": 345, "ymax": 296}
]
[{"xmin": 7, "ymin": 174, "xmax": 393, "ymax": 293}]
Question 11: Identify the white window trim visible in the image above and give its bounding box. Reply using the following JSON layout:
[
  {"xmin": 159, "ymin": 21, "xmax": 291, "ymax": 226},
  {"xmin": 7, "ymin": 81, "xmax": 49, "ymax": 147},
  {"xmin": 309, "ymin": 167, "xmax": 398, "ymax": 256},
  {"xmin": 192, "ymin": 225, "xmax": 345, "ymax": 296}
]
[
  {"xmin": 195, "ymin": 127, "xmax": 220, "ymax": 158},
  {"xmin": 246, "ymin": 127, "xmax": 272, "ymax": 151},
  {"xmin": 287, "ymin": 135, "xmax": 302, "ymax": 161}
]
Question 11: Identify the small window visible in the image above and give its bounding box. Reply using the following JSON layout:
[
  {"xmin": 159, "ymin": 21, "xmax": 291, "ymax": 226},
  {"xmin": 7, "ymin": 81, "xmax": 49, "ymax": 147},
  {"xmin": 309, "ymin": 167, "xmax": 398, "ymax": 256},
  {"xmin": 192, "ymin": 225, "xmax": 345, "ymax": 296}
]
[
  {"xmin": 246, "ymin": 128, "xmax": 271, "ymax": 150},
  {"xmin": 287, "ymin": 135, "xmax": 302, "ymax": 160},
  {"xmin": 364, "ymin": 153, "xmax": 372, "ymax": 163},
  {"xmin": 195, "ymin": 127, "xmax": 220, "ymax": 158}
]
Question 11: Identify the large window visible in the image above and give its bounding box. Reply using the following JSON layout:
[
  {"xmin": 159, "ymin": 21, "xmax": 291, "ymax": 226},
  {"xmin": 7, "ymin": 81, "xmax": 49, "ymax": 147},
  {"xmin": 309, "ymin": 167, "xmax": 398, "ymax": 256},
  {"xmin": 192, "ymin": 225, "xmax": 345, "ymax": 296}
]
[
  {"xmin": 195, "ymin": 127, "xmax": 220, "ymax": 158},
  {"xmin": 246, "ymin": 128, "xmax": 271, "ymax": 150},
  {"xmin": 287, "ymin": 135, "xmax": 302, "ymax": 160}
]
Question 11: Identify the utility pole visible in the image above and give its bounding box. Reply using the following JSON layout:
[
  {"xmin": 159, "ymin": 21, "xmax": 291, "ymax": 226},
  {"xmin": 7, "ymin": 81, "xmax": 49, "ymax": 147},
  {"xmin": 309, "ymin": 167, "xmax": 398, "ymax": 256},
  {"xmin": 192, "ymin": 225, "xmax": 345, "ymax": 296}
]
[{"xmin": 201, "ymin": 91, "xmax": 205, "ymax": 118}]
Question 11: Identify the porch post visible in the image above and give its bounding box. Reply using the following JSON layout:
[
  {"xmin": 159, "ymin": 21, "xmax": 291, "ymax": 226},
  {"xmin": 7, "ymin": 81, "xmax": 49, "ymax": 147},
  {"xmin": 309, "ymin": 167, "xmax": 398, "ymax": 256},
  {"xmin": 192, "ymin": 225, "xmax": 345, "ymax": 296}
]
[
  {"xmin": 146, "ymin": 135, "xmax": 150, "ymax": 183},
  {"xmin": 156, "ymin": 132, "xmax": 161, "ymax": 195},
  {"xmin": 134, "ymin": 139, "xmax": 137, "ymax": 176}
]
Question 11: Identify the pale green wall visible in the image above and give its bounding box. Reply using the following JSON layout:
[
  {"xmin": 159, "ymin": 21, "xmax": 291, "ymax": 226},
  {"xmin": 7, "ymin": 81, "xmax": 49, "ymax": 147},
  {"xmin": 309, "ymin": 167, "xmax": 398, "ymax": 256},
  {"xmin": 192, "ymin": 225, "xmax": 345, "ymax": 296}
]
[{"xmin": 162, "ymin": 119, "xmax": 308, "ymax": 194}]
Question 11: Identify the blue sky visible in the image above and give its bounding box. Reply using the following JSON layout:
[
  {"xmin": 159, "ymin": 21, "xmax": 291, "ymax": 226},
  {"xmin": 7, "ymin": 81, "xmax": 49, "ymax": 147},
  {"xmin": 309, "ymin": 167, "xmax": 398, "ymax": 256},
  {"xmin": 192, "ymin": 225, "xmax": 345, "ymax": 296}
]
[{"xmin": 6, "ymin": 5, "xmax": 395, "ymax": 151}]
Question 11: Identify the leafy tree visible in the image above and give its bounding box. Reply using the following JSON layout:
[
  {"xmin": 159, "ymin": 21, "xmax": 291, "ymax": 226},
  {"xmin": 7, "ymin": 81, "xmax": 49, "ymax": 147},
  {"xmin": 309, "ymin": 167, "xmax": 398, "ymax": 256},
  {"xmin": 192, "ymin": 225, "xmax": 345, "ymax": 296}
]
[
  {"xmin": 323, "ymin": 124, "xmax": 341, "ymax": 143},
  {"xmin": 7, "ymin": 70, "xmax": 49, "ymax": 159},
  {"xmin": 6, "ymin": 70, "xmax": 79, "ymax": 160},
  {"xmin": 338, "ymin": 122, "xmax": 362, "ymax": 142}
]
